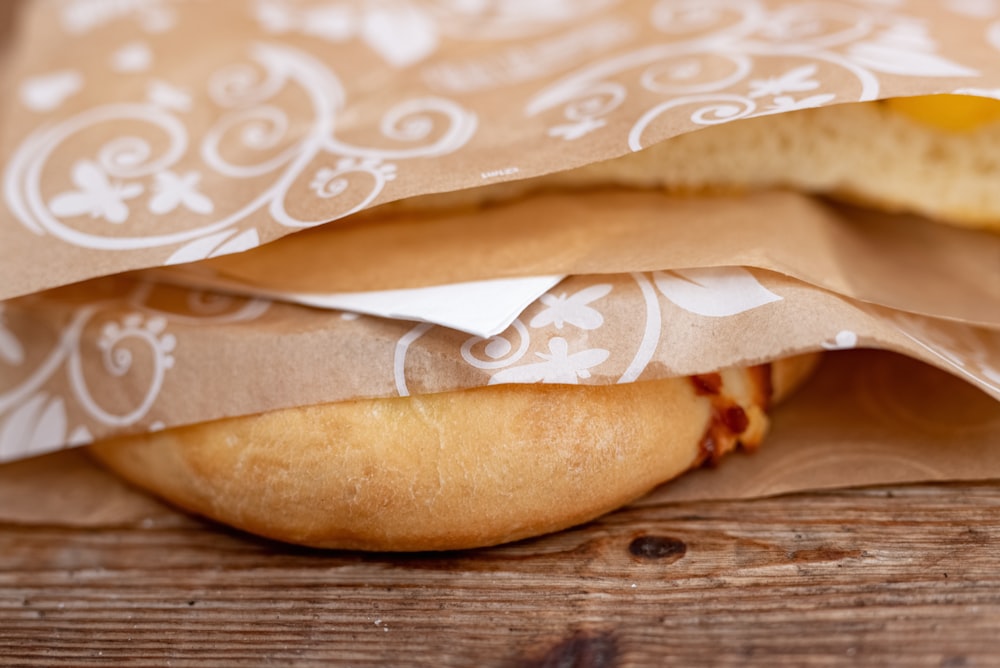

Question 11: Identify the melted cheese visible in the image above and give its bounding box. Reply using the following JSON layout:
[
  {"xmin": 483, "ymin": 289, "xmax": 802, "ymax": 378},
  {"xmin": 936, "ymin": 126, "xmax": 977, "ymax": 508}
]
[{"xmin": 885, "ymin": 94, "xmax": 1000, "ymax": 132}]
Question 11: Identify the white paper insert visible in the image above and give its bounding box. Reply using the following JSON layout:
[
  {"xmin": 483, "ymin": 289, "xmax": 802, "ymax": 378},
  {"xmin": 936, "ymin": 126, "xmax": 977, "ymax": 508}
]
[{"xmin": 148, "ymin": 269, "xmax": 565, "ymax": 338}]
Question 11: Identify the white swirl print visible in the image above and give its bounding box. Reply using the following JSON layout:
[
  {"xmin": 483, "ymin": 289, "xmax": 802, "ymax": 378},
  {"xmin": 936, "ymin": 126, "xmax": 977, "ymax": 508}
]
[
  {"xmin": 650, "ymin": 0, "xmax": 766, "ymax": 38},
  {"xmin": 618, "ymin": 272, "xmax": 662, "ymax": 384},
  {"xmin": 460, "ymin": 320, "xmax": 532, "ymax": 372},
  {"xmin": 0, "ymin": 305, "xmax": 24, "ymax": 367},
  {"xmin": 4, "ymin": 42, "xmax": 476, "ymax": 260},
  {"xmin": 629, "ymin": 93, "xmax": 757, "ymax": 150},
  {"xmin": 67, "ymin": 313, "xmax": 175, "ymax": 427},
  {"xmin": 0, "ymin": 306, "xmax": 172, "ymax": 457},
  {"xmin": 394, "ymin": 322, "xmax": 435, "ymax": 397},
  {"xmin": 528, "ymin": 0, "xmax": 982, "ymax": 146},
  {"xmin": 126, "ymin": 281, "xmax": 272, "ymax": 325},
  {"xmin": 0, "ymin": 281, "xmax": 271, "ymax": 460},
  {"xmin": 60, "ymin": 0, "xmax": 176, "ymax": 35}
]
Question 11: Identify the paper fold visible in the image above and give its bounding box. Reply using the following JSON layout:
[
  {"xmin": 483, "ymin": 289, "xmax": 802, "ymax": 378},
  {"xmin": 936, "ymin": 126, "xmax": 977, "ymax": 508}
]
[{"xmin": 194, "ymin": 190, "xmax": 1000, "ymax": 329}]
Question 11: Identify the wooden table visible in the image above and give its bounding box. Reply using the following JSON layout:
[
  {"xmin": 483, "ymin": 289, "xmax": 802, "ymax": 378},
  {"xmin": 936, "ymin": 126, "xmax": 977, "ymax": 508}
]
[{"xmin": 3, "ymin": 469, "xmax": 999, "ymax": 666}]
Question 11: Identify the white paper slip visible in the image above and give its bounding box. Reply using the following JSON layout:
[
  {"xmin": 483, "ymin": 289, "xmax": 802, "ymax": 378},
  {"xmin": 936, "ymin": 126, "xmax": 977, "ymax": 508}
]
[
  {"xmin": 286, "ymin": 275, "xmax": 566, "ymax": 337},
  {"xmin": 145, "ymin": 269, "xmax": 566, "ymax": 338}
]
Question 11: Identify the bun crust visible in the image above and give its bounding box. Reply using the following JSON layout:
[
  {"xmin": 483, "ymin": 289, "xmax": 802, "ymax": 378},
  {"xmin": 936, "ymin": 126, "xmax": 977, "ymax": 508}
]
[
  {"xmin": 89, "ymin": 354, "xmax": 819, "ymax": 551},
  {"xmin": 382, "ymin": 102, "xmax": 1000, "ymax": 231}
]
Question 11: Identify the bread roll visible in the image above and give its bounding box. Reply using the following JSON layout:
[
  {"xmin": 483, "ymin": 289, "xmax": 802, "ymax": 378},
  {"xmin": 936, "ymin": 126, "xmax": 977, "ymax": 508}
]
[
  {"xmin": 89, "ymin": 353, "xmax": 820, "ymax": 551},
  {"xmin": 384, "ymin": 97, "xmax": 1000, "ymax": 232}
]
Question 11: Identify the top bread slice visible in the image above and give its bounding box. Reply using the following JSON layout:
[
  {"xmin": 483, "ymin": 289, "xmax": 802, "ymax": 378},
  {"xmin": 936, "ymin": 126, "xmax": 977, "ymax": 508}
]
[{"xmin": 385, "ymin": 96, "xmax": 1000, "ymax": 232}]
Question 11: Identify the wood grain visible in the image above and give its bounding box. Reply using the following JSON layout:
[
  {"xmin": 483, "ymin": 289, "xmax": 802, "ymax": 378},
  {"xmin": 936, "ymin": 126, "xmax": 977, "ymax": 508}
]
[{"xmin": 2, "ymin": 482, "xmax": 1000, "ymax": 666}]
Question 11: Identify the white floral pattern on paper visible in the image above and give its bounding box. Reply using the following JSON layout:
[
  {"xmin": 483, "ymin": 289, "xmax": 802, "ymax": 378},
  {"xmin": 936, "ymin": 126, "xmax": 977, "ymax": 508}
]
[
  {"xmin": 763, "ymin": 93, "xmax": 837, "ymax": 113},
  {"xmin": 0, "ymin": 283, "xmax": 273, "ymax": 461},
  {"xmin": 654, "ymin": 267, "xmax": 783, "ymax": 317},
  {"xmin": 68, "ymin": 425, "xmax": 94, "ymax": 447},
  {"xmin": 100, "ymin": 314, "xmax": 176, "ymax": 373},
  {"xmin": 0, "ymin": 307, "xmax": 175, "ymax": 459},
  {"xmin": 947, "ymin": 0, "xmax": 1000, "ymax": 17},
  {"xmin": 149, "ymin": 171, "xmax": 214, "ymax": 215},
  {"xmin": 0, "ymin": 307, "xmax": 24, "ymax": 367},
  {"xmin": 547, "ymin": 117, "xmax": 608, "ymax": 141},
  {"xmin": 147, "ymin": 79, "xmax": 191, "ymax": 111},
  {"xmin": 534, "ymin": 1, "xmax": 985, "ymax": 150},
  {"xmin": 822, "ymin": 330, "xmax": 859, "ymax": 350},
  {"xmin": 165, "ymin": 229, "xmax": 261, "ymax": 265},
  {"xmin": 310, "ymin": 158, "xmax": 397, "ymax": 199},
  {"xmin": 0, "ymin": 393, "xmax": 69, "ymax": 458},
  {"xmin": 111, "ymin": 41, "xmax": 153, "ymax": 72},
  {"xmin": 460, "ymin": 320, "xmax": 532, "ymax": 372},
  {"xmin": 848, "ymin": 21, "xmax": 979, "ymax": 77},
  {"xmin": 255, "ymin": 0, "xmax": 438, "ymax": 67},
  {"xmin": 6, "ymin": 0, "xmax": 996, "ymax": 293},
  {"xmin": 49, "ymin": 160, "xmax": 144, "ymax": 225},
  {"xmin": 749, "ymin": 65, "xmax": 821, "ymax": 99},
  {"xmin": 61, "ymin": 0, "xmax": 176, "ymax": 34},
  {"xmin": 530, "ymin": 284, "xmax": 612, "ymax": 330},
  {"xmin": 952, "ymin": 86, "xmax": 1000, "ymax": 99},
  {"xmin": 253, "ymin": 0, "xmax": 610, "ymax": 67},
  {"xmin": 19, "ymin": 71, "xmax": 83, "ymax": 112},
  {"xmin": 3, "ymin": 267, "xmax": 1000, "ymax": 463},
  {"xmin": 5, "ymin": 43, "xmax": 476, "ymax": 265},
  {"xmin": 489, "ymin": 337, "xmax": 610, "ymax": 385}
]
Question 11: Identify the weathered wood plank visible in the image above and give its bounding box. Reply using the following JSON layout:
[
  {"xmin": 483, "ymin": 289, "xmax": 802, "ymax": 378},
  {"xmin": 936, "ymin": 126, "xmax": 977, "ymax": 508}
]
[{"xmin": 0, "ymin": 483, "xmax": 999, "ymax": 666}]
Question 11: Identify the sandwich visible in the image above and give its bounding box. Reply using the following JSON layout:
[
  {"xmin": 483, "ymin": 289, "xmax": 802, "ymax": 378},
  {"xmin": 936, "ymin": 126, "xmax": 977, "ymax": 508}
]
[
  {"xmin": 3, "ymin": 0, "xmax": 998, "ymax": 552},
  {"xmin": 84, "ymin": 93, "xmax": 1000, "ymax": 551}
]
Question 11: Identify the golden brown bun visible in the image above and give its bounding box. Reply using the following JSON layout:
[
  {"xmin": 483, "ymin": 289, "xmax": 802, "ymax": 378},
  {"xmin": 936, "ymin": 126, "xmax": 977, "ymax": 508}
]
[
  {"xmin": 381, "ymin": 101, "xmax": 1000, "ymax": 232},
  {"xmin": 88, "ymin": 354, "xmax": 819, "ymax": 551}
]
